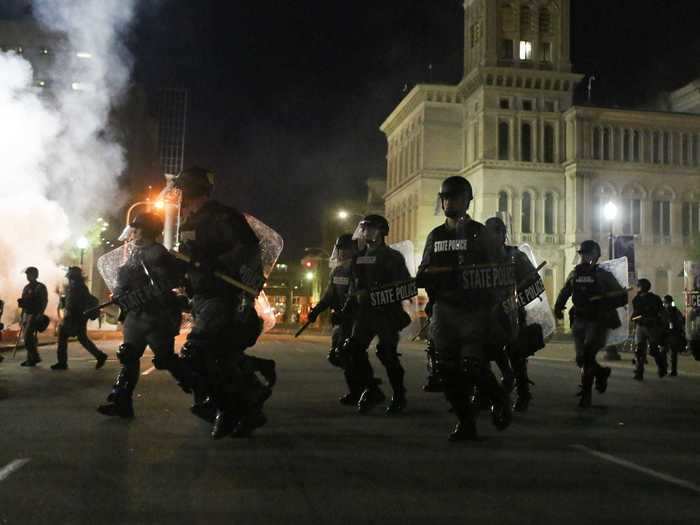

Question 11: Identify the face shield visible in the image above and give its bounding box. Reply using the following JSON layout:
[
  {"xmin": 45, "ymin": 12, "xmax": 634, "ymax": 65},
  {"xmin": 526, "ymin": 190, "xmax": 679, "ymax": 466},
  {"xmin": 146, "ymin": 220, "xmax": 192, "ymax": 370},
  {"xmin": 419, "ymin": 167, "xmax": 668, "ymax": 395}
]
[
  {"xmin": 439, "ymin": 191, "xmax": 470, "ymax": 219},
  {"xmin": 329, "ymin": 245, "xmax": 355, "ymax": 269}
]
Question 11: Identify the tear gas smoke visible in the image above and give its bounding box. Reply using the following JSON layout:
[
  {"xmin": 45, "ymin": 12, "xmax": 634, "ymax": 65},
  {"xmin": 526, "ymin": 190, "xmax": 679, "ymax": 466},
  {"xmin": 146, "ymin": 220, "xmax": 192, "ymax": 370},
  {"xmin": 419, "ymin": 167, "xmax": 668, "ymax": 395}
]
[{"xmin": 0, "ymin": 0, "xmax": 136, "ymax": 326}]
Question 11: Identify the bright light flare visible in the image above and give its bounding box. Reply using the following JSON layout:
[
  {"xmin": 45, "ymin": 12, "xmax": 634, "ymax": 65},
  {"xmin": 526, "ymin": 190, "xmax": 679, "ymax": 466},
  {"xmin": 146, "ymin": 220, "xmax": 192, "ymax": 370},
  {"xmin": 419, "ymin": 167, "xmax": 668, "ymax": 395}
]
[
  {"xmin": 76, "ymin": 52, "xmax": 92, "ymax": 59},
  {"xmin": 154, "ymin": 200, "xmax": 165, "ymax": 210},
  {"xmin": 305, "ymin": 271, "xmax": 315, "ymax": 281},
  {"xmin": 337, "ymin": 210, "xmax": 350, "ymax": 220},
  {"xmin": 603, "ymin": 201, "xmax": 618, "ymax": 222},
  {"xmin": 76, "ymin": 236, "xmax": 89, "ymax": 250}
]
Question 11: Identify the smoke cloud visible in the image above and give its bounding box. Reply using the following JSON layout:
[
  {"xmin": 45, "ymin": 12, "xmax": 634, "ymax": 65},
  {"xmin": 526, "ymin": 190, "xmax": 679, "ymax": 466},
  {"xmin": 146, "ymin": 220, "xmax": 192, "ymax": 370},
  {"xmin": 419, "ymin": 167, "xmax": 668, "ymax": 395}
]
[{"xmin": 0, "ymin": 0, "xmax": 136, "ymax": 325}]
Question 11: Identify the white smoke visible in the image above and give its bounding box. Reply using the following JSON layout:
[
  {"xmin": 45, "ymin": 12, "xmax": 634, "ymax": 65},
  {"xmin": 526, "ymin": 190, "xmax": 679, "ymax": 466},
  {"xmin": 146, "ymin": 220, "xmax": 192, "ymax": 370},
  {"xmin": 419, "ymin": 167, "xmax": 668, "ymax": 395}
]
[{"xmin": 0, "ymin": 0, "xmax": 136, "ymax": 326}]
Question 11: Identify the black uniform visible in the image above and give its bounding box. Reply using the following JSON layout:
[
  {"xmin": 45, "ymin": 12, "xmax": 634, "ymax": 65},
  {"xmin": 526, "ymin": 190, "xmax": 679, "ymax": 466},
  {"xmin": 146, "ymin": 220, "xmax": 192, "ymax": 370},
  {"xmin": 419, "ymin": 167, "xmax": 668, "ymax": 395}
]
[
  {"xmin": 662, "ymin": 304, "xmax": 685, "ymax": 376},
  {"xmin": 311, "ymin": 264, "xmax": 359, "ymax": 397},
  {"xmin": 632, "ymin": 292, "xmax": 666, "ymax": 378},
  {"xmin": 555, "ymin": 263, "xmax": 626, "ymax": 405},
  {"xmin": 178, "ymin": 200, "xmax": 270, "ymax": 437},
  {"xmin": 417, "ymin": 217, "xmax": 512, "ymax": 437},
  {"xmin": 55, "ymin": 279, "xmax": 106, "ymax": 367},
  {"xmin": 19, "ymin": 281, "xmax": 48, "ymax": 365},
  {"xmin": 99, "ymin": 242, "xmax": 186, "ymax": 417},
  {"xmin": 344, "ymin": 243, "xmax": 411, "ymax": 412}
]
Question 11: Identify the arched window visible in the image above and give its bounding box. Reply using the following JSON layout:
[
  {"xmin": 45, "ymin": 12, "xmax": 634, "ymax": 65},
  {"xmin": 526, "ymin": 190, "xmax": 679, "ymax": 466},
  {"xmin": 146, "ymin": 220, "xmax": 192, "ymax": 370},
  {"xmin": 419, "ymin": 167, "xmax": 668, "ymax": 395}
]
[
  {"xmin": 544, "ymin": 192, "xmax": 555, "ymax": 234},
  {"xmin": 521, "ymin": 123, "xmax": 532, "ymax": 162},
  {"xmin": 520, "ymin": 6, "xmax": 532, "ymax": 34},
  {"xmin": 543, "ymin": 124, "xmax": 555, "ymax": 163},
  {"xmin": 498, "ymin": 121, "xmax": 510, "ymax": 160},
  {"xmin": 498, "ymin": 191, "xmax": 509, "ymax": 214},
  {"xmin": 521, "ymin": 192, "xmax": 532, "ymax": 233},
  {"xmin": 539, "ymin": 8, "xmax": 551, "ymax": 33},
  {"xmin": 593, "ymin": 127, "xmax": 601, "ymax": 159}
]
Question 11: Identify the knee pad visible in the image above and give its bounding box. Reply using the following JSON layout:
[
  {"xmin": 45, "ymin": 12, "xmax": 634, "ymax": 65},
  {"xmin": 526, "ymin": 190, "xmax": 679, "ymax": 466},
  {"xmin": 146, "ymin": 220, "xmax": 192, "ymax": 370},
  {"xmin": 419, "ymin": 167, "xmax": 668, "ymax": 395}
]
[{"xmin": 117, "ymin": 343, "xmax": 139, "ymax": 365}]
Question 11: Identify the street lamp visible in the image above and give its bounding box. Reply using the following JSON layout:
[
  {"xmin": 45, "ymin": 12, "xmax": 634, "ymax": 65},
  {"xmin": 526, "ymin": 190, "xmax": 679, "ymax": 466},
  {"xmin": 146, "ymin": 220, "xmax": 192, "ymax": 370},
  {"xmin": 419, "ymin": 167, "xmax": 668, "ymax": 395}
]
[
  {"xmin": 305, "ymin": 271, "xmax": 315, "ymax": 281},
  {"xmin": 337, "ymin": 210, "xmax": 363, "ymax": 222},
  {"xmin": 603, "ymin": 201, "xmax": 618, "ymax": 259},
  {"xmin": 76, "ymin": 236, "xmax": 89, "ymax": 266}
]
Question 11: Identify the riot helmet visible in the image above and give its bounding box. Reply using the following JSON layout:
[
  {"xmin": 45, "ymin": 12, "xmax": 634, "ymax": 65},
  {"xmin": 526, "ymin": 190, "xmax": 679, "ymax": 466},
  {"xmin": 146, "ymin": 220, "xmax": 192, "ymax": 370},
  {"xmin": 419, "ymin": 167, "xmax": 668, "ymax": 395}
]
[
  {"xmin": 65, "ymin": 266, "xmax": 84, "ymax": 282},
  {"xmin": 329, "ymin": 233, "xmax": 356, "ymax": 268},
  {"xmin": 173, "ymin": 166, "xmax": 214, "ymax": 200},
  {"xmin": 577, "ymin": 240, "xmax": 601, "ymax": 264},
  {"xmin": 130, "ymin": 212, "xmax": 163, "ymax": 240},
  {"xmin": 438, "ymin": 176, "xmax": 473, "ymax": 219},
  {"xmin": 356, "ymin": 214, "xmax": 389, "ymax": 247},
  {"xmin": 485, "ymin": 216, "xmax": 508, "ymax": 246},
  {"xmin": 663, "ymin": 294, "xmax": 674, "ymax": 306},
  {"xmin": 636, "ymin": 278, "xmax": 651, "ymax": 293},
  {"xmin": 24, "ymin": 266, "xmax": 39, "ymax": 280}
]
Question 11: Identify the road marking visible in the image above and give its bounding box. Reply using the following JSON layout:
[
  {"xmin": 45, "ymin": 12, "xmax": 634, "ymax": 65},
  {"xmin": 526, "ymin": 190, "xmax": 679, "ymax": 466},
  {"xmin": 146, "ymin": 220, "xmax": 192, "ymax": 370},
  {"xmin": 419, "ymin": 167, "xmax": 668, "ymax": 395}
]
[
  {"xmin": 0, "ymin": 459, "xmax": 30, "ymax": 482},
  {"xmin": 142, "ymin": 366, "xmax": 156, "ymax": 376},
  {"xmin": 571, "ymin": 444, "xmax": 700, "ymax": 495}
]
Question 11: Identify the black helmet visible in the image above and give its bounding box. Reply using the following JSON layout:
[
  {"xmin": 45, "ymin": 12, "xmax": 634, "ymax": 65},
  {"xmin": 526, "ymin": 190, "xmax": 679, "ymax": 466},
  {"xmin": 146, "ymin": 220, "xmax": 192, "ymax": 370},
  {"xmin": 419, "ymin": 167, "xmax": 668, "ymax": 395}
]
[
  {"xmin": 335, "ymin": 233, "xmax": 355, "ymax": 250},
  {"xmin": 65, "ymin": 266, "xmax": 84, "ymax": 281},
  {"xmin": 637, "ymin": 278, "xmax": 651, "ymax": 292},
  {"xmin": 577, "ymin": 240, "xmax": 601, "ymax": 257},
  {"xmin": 359, "ymin": 214, "xmax": 389, "ymax": 236},
  {"xmin": 663, "ymin": 294, "xmax": 674, "ymax": 304},
  {"xmin": 130, "ymin": 212, "xmax": 163, "ymax": 237},
  {"xmin": 173, "ymin": 166, "xmax": 214, "ymax": 199},
  {"xmin": 439, "ymin": 176, "xmax": 473, "ymax": 200},
  {"xmin": 24, "ymin": 266, "xmax": 39, "ymax": 278},
  {"xmin": 485, "ymin": 216, "xmax": 507, "ymax": 236}
]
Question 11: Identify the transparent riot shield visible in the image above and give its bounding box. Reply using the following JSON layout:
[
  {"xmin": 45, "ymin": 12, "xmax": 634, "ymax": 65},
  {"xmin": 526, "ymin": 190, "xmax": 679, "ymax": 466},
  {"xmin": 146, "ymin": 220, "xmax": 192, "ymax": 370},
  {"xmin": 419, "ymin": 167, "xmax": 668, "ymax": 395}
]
[
  {"xmin": 390, "ymin": 240, "xmax": 419, "ymax": 339},
  {"xmin": 518, "ymin": 244, "xmax": 556, "ymax": 339},
  {"xmin": 598, "ymin": 256, "xmax": 630, "ymax": 346},
  {"xmin": 683, "ymin": 261, "xmax": 700, "ymax": 359},
  {"xmin": 96, "ymin": 242, "xmax": 135, "ymax": 293},
  {"xmin": 244, "ymin": 214, "xmax": 284, "ymax": 333}
]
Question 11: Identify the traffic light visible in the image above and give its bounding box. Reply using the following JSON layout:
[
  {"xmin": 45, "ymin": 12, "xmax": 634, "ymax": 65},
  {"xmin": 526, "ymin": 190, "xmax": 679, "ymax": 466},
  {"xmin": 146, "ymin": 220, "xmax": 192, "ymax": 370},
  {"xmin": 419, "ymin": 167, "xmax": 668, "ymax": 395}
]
[{"xmin": 301, "ymin": 256, "xmax": 317, "ymax": 269}]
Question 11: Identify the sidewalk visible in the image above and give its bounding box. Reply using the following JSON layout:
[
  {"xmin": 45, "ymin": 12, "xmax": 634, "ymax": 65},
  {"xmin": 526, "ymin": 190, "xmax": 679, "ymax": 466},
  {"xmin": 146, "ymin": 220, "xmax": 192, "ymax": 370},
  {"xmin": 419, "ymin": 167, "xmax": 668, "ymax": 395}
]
[{"xmin": 0, "ymin": 330, "xmax": 123, "ymax": 352}]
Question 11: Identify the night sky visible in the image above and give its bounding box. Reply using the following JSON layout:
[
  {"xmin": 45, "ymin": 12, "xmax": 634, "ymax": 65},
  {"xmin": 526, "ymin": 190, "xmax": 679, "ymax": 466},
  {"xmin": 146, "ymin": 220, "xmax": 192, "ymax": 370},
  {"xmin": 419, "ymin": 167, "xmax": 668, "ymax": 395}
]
[{"xmin": 4, "ymin": 1, "xmax": 700, "ymax": 260}]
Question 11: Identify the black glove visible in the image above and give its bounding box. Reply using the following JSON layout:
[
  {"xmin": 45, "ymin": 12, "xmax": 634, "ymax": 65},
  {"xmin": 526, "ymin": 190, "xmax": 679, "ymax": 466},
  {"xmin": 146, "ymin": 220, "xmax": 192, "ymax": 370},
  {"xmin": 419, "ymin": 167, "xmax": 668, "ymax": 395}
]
[
  {"xmin": 17, "ymin": 298, "xmax": 25, "ymax": 308},
  {"xmin": 424, "ymin": 300, "xmax": 434, "ymax": 318}
]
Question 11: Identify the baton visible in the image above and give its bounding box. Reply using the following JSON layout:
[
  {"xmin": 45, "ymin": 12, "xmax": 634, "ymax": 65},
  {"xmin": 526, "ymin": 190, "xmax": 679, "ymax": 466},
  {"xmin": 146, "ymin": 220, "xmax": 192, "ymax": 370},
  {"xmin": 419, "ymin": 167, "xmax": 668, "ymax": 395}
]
[
  {"xmin": 412, "ymin": 319, "xmax": 431, "ymax": 342},
  {"xmin": 294, "ymin": 320, "xmax": 313, "ymax": 338},
  {"xmin": 171, "ymin": 252, "xmax": 259, "ymax": 296}
]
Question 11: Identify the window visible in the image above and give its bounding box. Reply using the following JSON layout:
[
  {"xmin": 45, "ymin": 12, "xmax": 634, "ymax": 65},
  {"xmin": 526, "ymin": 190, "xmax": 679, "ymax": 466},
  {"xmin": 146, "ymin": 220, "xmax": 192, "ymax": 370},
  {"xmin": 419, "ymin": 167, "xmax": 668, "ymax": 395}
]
[
  {"xmin": 543, "ymin": 124, "xmax": 555, "ymax": 163},
  {"xmin": 520, "ymin": 6, "xmax": 532, "ymax": 34},
  {"xmin": 500, "ymin": 39, "xmax": 514, "ymax": 59},
  {"xmin": 653, "ymin": 200, "xmax": 671, "ymax": 236},
  {"xmin": 623, "ymin": 130, "xmax": 631, "ymax": 161},
  {"xmin": 592, "ymin": 196, "xmax": 603, "ymax": 233},
  {"xmin": 663, "ymin": 132, "xmax": 670, "ymax": 164},
  {"xmin": 499, "ymin": 98, "xmax": 510, "ymax": 109},
  {"xmin": 633, "ymin": 130, "xmax": 641, "ymax": 162},
  {"xmin": 541, "ymin": 42, "xmax": 552, "ymax": 62},
  {"xmin": 519, "ymin": 41, "xmax": 533, "ymax": 60},
  {"xmin": 544, "ymin": 193, "xmax": 555, "ymax": 234},
  {"xmin": 498, "ymin": 191, "xmax": 509, "ymax": 213},
  {"xmin": 521, "ymin": 123, "xmax": 532, "ymax": 161},
  {"xmin": 522, "ymin": 99, "xmax": 534, "ymax": 111},
  {"xmin": 593, "ymin": 127, "xmax": 601, "ymax": 159},
  {"xmin": 622, "ymin": 199, "xmax": 641, "ymax": 235},
  {"xmin": 682, "ymin": 135, "xmax": 690, "ymax": 165},
  {"xmin": 683, "ymin": 202, "xmax": 700, "ymax": 237},
  {"xmin": 501, "ymin": 4, "xmax": 515, "ymax": 32},
  {"xmin": 498, "ymin": 121, "xmax": 510, "ymax": 160},
  {"xmin": 603, "ymin": 128, "xmax": 611, "ymax": 160},
  {"xmin": 539, "ymin": 8, "xmax": 552, "ymax": 33},
  {"xmin": 653, "ymin": 132, "xmax": 661, "ymax": 164},
  {"xmin": 544, "ymin": 100, "xmax": 555, "ymax": 112},
  {"xmin": 521, "ymin": 193, "xmax": 532, "ymax": 233},
  {"xmin": 694, "ymin": 135, "xmax": 700, "ymax": 166}
]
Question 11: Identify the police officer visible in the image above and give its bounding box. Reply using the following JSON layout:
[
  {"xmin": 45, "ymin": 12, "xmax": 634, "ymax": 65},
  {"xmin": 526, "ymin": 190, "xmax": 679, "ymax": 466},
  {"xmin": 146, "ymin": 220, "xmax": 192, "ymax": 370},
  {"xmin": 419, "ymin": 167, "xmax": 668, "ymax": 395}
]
[
  {"xmin": 554, "ymin": 240, "xmax": 627, "ymax": 408},
  {"xmin": 416, "ymin": 176, "xmax": 512, "ymax": 441},
  {"xmin": 485, "ymin": 216, "xmax": 540, "ymax": 412},
  {"xmin": 174, "ymin": 166, "xmax": 271, "ymax": 439},
  {"xmin": 18, "ymin": 267, "xmax": 48, "ymax": 367},
  {"xmin": 97, "ymin": 212, "xmax": 188, "ymax": 418},
  {"xmin": 51, "ymin": 267, "xmax": 107, "ymax": 370},
  {"xmin": 662, "ymin": 295, "xmax": 685, "ymax": 377},
  {"xmin": 342, "ymin": 215, "xmax": 410, "ymax": 414},
  {"xmin": 631, "ymin": 279, "xmax": 667, "ymax": 380},
  {"xmin": 307, "ymin": 234, "xmax": 365, "ymax": 404}
]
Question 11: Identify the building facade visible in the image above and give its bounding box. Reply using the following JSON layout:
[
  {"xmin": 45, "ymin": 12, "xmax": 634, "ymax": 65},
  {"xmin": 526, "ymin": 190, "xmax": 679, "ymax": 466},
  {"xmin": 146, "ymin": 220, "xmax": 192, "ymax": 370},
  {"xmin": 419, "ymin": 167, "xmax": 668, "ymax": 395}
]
[{"xmin": 381, "ymin": 0, "xmax": 700, "ymax": 303}]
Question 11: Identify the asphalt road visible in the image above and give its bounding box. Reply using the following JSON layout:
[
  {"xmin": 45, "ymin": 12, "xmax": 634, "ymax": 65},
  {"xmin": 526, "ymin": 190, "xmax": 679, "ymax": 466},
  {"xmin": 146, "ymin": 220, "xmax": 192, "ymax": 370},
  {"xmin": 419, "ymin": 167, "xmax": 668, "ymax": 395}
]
[{"xmin": 1, "ymin": 335, "xmax": 699, "ymax": 525}]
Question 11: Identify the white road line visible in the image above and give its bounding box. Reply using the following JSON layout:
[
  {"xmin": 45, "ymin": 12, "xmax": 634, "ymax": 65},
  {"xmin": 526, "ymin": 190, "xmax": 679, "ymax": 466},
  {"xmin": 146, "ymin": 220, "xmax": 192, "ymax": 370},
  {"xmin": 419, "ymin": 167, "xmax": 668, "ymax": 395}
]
[
  {"xmin": 141, "ymin": 366, "xmax": 156, "ymax": 376},
  {"xmin": 0, "ymin": 459, "xmax": 30, "ymax": 482},
  {"xmin": 571, "ymin": 444, "xmax": 700, "ymax": 495}
]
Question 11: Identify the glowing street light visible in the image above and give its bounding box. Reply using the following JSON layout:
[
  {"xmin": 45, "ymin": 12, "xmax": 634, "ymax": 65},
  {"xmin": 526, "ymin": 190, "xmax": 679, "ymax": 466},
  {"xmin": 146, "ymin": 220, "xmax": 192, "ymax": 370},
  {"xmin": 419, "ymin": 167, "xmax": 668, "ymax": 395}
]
[
  {"xmin": 305, "ymin": 271, "xmax": 315, "ymax": 281},
  {"xmin": 337, "ymin": 210, "xmax": 350, "ymax": 220},
  {"xmin": 76, "ymin": 236, "xmax": 89, "ymax": 266},
  {"xmin": 602, "ymin": 201, "xmax": 618, "ymax": 259}
]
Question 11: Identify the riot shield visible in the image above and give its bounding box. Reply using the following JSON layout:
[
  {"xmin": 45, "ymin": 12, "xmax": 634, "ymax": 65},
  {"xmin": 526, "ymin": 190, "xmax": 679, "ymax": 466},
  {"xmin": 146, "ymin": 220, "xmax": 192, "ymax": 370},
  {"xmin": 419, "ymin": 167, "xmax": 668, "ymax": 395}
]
[
  {"xmin": 598, "ymin": 256, "xmax": 630, "ymax": 346},
  {"xmin": 683, "ymin": 261, "xmax": 700, "ymax": 359},
  {"xmin": 244, "ymin": 213, "xmax": 284, "ymax": 280},
  {"xmin": 390, "ymin": 240, "xmax": 419, "ymax": 339},
  {"xmin": 96, "ymin": 242, "xmax": 135, "ymax": 293},
  {"xmin": 518, "ymin": 244, "xmax": 556, "ymax": 339},
  {"xmin": 255, "ymin": 291, "xmax": 277, "ymax": 334}
]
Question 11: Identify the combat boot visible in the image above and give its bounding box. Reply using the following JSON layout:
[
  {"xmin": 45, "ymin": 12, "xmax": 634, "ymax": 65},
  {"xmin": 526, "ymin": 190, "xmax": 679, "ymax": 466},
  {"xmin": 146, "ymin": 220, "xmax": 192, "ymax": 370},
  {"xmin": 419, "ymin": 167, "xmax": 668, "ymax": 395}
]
[
  {"xmin": 594, "ymin": 366, "xmax": 611, "ymax": 393},
  {"xmin": 191, "ymin": 397, "xmax": 217, "ymax": 423},
  {"xmin": 357, "ymin": 385, "xmax": 386, "ymax": 413},
  {"xmin": 339, "ymin": 392, "xmax": 361, "ymax": 406},
  {"xmin": 211, "ymin": 410, "xmax": 237, "ymax": 439},
  {"xmin": 422, "ymin": 375, "xmax": 444, "ymax": 393},
  {"xmin": 448, "ymin": 419, "xmax": 478, "ymax": 442},
  {"xmin": 480, "ymin": 369, "xmax": 512, "ymax": 430},
  {"xmin": 95, "ymin": 353, "xmax": 108, "ymax": 370},
  {"xmin": 513, "ymin": 388, "xmax": 532, "ymax": 412},
  {"xmin": 97, "ymin": 397, "xmax": 134, "ymax": 419},
  {"xmin": 50, "ymin": 362, "xmax": 68, "ymax": 371},
  {"xmin": 633, "ymin": 371, "xmax": 644, "ymax": 381},
  {"xmin": 256, "ymin": 359, "xmax": 277, "ymax": 388},
  {"xmin": 385, "ymin": 392, "xmax": 407, "ymax": 414},
  {"xmin": 231, "ymin": 411, "xmax": 267, "ymax": 438}
]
